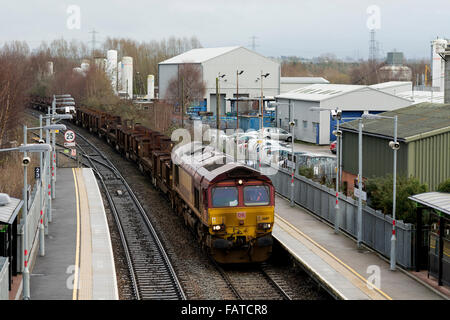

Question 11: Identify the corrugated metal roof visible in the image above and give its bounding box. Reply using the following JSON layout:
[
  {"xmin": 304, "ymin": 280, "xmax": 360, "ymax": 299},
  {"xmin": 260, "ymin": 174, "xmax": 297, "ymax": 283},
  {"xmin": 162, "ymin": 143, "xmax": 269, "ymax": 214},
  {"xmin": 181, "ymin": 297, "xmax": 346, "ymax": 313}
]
[
  {"xmin": 159, "ymin": 46, "xmax": 240, "ymax": 64},
  {"xmin": 408, "ymin": 192, "xmax": 450, "ymax": 216},
  {"xmin": 0, "ymin": 197, "xmax": 22, "ymax": 224},
  {"xmin": 276, "ymin": 83, "xmax": 366, "ymax": 102},
  {"xmin": 280, "ymin": 77, "xmax": 330, "ymax": 84},
  {"xmin": 395, "ymin": 90, "xmax": 444, "ymax": 104},
  {"xmin": 370, "ymin": 81, "xmax": 412, "ymax": 89},
  {"xmin": 341, "ymin": 103, "xmax": 450, "ymax": 141}
]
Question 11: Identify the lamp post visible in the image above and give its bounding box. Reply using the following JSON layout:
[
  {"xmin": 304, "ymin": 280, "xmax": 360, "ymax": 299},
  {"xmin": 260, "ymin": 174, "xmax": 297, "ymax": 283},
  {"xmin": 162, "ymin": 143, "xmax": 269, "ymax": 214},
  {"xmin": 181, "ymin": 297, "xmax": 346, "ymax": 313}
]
[
  {"xmin": 256, "ymin": 72, "xmax": 270, "ymax": 134},
  {"xmin": 357, "ymin": 118, "xmax": 363, "ymax": 248},
  {"xmin": 26, "ymin": 122, "xmax": 68, "ymax": 257},
  {"xmin": 216, "ymin": 73, "xmax": 226, "ymax": 130},
  {"xmin": 0, "ymin": 140, "xmax": 52, "ymax": 300},
  {"xmin": 270, "ymin": 100, "xmax": 295, "ymax": 206},
  {"xmin": 50, "ymin": 96, "xmax": 74, "ymax": 199},
  {"xmin": 309, "ymin": 107, "xmax": 343, "ymax": 234},
  {"xmin": 236, "ymin": 70, "xmax": 244, "ymax": 131},
  {"xmin": 362, "ymin": 113, "xmax": 399, "ymax": 270}
]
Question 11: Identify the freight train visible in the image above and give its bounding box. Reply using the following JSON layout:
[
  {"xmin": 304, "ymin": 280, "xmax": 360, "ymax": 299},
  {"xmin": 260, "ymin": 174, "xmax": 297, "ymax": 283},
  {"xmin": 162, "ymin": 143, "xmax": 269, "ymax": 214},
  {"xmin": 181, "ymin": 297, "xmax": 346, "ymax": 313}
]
[{"xmin": 30, "ymin": 97, "xmax": 275, "ymax": 264}]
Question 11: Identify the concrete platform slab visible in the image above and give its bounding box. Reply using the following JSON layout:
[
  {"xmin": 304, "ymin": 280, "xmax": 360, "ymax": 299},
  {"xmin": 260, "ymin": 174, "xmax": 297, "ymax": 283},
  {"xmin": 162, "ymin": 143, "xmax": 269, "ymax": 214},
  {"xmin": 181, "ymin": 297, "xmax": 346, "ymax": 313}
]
[
  {"xmin": 30, "ymin": 168, "xmax": 118, "ymax": 300},
  {"xmin": 273, "ymin": 194, "xmax": 445, "ymax": 300}
]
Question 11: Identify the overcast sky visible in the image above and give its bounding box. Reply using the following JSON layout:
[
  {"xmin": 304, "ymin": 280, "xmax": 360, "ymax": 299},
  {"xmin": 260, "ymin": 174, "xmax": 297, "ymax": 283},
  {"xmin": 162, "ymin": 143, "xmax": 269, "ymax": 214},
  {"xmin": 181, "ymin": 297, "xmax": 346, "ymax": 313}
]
[{"xmin": 2, "ymin": 0, "xmax": 449, "ymax": 60}]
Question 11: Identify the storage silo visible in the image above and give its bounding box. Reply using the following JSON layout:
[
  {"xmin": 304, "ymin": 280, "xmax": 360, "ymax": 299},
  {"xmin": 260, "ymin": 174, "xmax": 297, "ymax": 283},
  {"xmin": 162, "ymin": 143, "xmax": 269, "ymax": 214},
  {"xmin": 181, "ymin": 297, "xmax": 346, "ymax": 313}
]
[
  {"xmin": 117, "ymin": 61, "xmax": 123, "ymax": 92},
  {"xmin": 431, "ymin": 38, "xmax": 447, "ymax": 92},
  {"xmin": 147, "ymin": 75, "xmax": 155, "ymax": 100},
  {"xmin": 122, "ymin": 56, "xmax": 133, "ymax": 99},
  {"xmin": 81, "ymin": 59, "xmax": 90, "ymax": 73},
  {"xmin": 73, "ymin": 67, "xmax": 85, "ymax": 76},
  {"xmin": 46, "ymin": 61, "xmax": 54, "ymax": 76},
  {"xmin": 107, "ymin": 50, "xmax": 118, "ymax": 94}
]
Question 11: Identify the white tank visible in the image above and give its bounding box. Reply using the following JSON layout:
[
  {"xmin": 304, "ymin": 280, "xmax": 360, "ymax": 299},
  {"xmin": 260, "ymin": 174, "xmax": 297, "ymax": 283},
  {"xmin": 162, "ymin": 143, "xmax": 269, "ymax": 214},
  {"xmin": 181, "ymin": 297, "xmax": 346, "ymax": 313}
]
[
  {"xmin": 117, "ymin": 61, "xmax": 122, "ymax": 92},
  {"xmin": 122, "ymin": 56, "xmax": 133, "ymax": 99},
  {"xmin": 81, "ymin": 59, "xmax": 90, "ymax": 73},
  {"xmin": 73, "ymin": 67, "xmax": 85, "ymax": 77},
  {"xmin": 147, "ymin": 75, "xmax": 155, "ymax": 100},
  {"xmin": 106, "ymin": 50, "xmax": 118, "ymax": 94},
  {"xmin": 432, "ymin": 38, "xmax": 448, "ymax": 92},
  {"xmin": 46, "ymin": 61, "xmax": 54, "ymax": 76}
]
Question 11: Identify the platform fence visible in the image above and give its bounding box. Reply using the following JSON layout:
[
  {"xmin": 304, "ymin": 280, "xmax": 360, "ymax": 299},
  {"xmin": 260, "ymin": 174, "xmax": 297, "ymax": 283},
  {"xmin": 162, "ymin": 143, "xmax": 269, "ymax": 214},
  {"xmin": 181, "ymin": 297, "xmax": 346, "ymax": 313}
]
[
  {"xmin": 16, "ymin": 151, "xmax": 49, "ymax": 273},
  {"xmin": 271, "ymin": 166, "xmax": 414, "ymax": 269}
]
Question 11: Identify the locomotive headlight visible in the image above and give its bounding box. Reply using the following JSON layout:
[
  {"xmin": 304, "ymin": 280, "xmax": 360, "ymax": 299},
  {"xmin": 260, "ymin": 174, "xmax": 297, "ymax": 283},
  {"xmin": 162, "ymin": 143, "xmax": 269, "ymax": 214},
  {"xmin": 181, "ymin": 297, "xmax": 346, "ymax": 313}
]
[
  {"xmin": 258, "ymin": 223, "xmax": 271, "ymax": 230},
  {"xmin": 212, "ymin": 225, "xmax": 224, "ymax": 231},
  {"xmin": 238, "ymin": 179, "xmax": 243, "ymax": 185}
]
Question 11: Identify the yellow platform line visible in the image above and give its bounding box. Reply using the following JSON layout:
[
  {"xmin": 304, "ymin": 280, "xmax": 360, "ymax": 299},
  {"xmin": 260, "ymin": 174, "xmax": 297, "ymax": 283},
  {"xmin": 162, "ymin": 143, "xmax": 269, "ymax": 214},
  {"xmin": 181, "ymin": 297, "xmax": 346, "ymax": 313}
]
[
  {"xmin": 275, "ymin": 214, "xmax": 392, "ymax": 300},
  {"xmin": 72, "ymin": 168, "xmax": 81, "ymax": 300}
]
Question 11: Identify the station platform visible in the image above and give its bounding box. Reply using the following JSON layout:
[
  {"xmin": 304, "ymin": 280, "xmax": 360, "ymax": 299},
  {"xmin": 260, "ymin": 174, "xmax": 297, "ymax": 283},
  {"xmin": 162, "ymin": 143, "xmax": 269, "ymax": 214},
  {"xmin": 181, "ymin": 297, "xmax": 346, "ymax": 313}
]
[
  {"xmin": 273, "ymin": 194, "xmax": 447, "ymax": 300},
  {"xmin": 28, "ymin": 168, "xmax": 118, "ymax": 300}
]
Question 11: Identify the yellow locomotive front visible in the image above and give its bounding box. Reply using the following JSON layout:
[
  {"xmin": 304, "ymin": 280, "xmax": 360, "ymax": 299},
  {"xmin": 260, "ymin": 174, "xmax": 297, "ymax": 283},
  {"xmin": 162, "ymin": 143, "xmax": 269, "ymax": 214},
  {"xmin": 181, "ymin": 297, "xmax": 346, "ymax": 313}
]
[{"xmin": 206, "ymin": 177, "xmax": 274, "ymax": 264}]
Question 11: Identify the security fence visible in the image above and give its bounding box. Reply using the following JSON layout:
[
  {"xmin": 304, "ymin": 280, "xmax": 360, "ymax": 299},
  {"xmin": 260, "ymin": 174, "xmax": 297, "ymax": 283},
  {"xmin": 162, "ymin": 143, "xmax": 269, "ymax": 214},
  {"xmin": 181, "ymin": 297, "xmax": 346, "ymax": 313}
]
[
  {"xmin": 16, "ymin": 152, "xmax": 49, "ymax": 273},
  {"xmin": 271, "ymin": 166, "xmax": 415, "ymax": 269}
]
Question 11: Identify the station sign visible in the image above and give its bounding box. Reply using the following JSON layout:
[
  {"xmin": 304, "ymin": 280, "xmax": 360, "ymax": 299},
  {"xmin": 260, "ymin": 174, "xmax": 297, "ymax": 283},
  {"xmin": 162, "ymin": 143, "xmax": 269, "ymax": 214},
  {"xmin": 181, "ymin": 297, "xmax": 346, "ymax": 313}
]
[
  {"xmin": 34, "ymin": 167, "xmax": 40, "ymax": 179},
  {"xmin": 354, "ymin": 188, "xmax": 367, "ymax": 201}
]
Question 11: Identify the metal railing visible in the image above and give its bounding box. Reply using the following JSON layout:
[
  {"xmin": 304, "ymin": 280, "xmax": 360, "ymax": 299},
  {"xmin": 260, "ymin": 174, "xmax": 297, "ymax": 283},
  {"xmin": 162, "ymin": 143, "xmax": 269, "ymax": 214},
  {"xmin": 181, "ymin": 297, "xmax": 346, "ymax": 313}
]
[
  {"xmin": 271, "ymin": 166, "xmax": 415, "ymax": 269},
  {"xmin": 16, "ymin": 151, "xmax": 49, "ymax": 272}
]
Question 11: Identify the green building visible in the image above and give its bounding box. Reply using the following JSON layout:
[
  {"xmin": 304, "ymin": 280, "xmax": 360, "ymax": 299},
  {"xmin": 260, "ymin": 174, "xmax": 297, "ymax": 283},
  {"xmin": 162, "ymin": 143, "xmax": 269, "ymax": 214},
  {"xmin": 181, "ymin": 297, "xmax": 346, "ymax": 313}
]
[{"xmin": 340, "ymin": 103, "xmax": 450, "ymax": 192}]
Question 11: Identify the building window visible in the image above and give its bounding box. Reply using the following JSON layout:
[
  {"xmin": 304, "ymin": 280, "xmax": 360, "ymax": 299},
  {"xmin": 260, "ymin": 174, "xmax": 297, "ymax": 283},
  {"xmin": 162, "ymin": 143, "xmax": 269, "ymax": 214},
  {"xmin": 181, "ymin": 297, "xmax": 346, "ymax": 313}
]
[
  {"xmin": 303, "ymin": 120, "xmax": 308, "ymax": 128},
  {"xmin": 294, "ymin": 119, "xmax": 298, "ymax": 127}
]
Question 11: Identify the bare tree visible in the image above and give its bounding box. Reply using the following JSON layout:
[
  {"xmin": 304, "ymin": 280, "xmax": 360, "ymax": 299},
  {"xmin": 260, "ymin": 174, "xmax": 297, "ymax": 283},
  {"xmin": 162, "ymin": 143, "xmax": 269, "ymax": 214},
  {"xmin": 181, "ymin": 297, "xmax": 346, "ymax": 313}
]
[{"xmin": 165, "ymin": 63, "xmax": 205, "ymax": 110}]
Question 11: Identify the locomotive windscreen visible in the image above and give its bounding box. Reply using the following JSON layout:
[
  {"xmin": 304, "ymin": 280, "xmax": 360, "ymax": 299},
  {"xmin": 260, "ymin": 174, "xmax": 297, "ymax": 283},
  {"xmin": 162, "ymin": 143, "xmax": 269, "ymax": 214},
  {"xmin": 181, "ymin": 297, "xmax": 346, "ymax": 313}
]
[{"xmin": 211, "ymin": 186, "xmax": 238, "ymax": 207}]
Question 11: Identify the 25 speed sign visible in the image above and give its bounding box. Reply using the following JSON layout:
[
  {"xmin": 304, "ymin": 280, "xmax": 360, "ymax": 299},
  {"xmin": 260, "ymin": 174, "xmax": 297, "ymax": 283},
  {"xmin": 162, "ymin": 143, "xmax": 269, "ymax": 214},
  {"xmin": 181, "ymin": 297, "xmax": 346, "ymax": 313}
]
[{"xmin": 64, "ymin": 130, "xmax": 76, "ymax": 143}]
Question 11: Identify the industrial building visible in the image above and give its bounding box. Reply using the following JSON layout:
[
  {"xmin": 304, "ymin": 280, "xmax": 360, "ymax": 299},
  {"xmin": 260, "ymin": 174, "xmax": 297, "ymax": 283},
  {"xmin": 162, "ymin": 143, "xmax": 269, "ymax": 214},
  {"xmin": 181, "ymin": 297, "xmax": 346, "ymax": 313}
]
[
  {"xmin": 370, "ymin": 81, "xmax": 412, "ymax": 95},
  {"xmin": 158, "ymin": 46, "xmax": 280, "ymax": 114},
  {"xmin": 431, "ymin": 38, "xmax": 448, "ymax": 92},
  {"xmin": 274, "ymin": 83, "xmax": 412, "ymax": 145},
  {"xmin": 340, "ymin": 103, "xmax": 450, "ymax": 193},
  {"xmin": 379, "ymin": 51, "xmax": 412, "ymax": 82},
  {"xmin": 280, "ymin": 77, "xmax": 329, "ymax": 93}
]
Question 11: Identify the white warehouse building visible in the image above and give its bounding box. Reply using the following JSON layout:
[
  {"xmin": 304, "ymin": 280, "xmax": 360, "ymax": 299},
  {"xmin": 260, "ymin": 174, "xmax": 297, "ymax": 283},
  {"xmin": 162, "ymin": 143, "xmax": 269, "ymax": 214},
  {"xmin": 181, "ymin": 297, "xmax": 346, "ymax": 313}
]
[
  {"xmin": 158, "ymin": 46, "xmax": 280, "ymax": 114},
  {"xmin": 280, "ymin": 77, "xmax": 329, "ymax": 93},
  {"xmin": 275, "ymin": 83, "xmax": 413, "ymax": 145}
]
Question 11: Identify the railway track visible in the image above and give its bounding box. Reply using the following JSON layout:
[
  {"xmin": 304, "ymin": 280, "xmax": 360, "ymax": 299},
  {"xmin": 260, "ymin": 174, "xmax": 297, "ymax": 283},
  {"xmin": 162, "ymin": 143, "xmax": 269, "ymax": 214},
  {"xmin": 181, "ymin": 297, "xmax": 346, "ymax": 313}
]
[
  {"xmin": 70, "ymin": 126, "xmax": 186, "ymax": 300},
  {"xmin": 210, "ymin": 257, "xmax": 292, "ymax": 300}
]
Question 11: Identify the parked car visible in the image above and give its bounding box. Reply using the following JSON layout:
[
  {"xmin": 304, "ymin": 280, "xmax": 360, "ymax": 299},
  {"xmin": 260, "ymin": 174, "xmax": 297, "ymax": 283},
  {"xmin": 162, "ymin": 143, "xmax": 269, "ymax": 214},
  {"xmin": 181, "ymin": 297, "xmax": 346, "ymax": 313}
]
[
  {"xmin": 258, "ymin": 127, "xmax": 292, "ymax": 142},
  {"xmin": 330, "ymin": 141, "xmax": 337, "ymax": 154}
]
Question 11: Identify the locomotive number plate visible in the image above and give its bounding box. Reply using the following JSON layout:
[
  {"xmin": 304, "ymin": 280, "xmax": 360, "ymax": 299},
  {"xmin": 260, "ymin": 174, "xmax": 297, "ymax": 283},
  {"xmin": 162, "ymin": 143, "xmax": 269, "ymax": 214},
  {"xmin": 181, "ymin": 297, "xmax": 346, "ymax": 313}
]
[{"xmin": 237, "ymin": 212, "xmax": 246, "ymax": 219}]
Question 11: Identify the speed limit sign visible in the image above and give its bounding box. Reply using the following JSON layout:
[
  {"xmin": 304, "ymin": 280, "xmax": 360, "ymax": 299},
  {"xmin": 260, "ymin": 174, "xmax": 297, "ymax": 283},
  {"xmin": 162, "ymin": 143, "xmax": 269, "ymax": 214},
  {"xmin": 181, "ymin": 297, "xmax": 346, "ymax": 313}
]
[{"xmin": 64, "ymin": 130, "xmax": 76, "ymax": 143}]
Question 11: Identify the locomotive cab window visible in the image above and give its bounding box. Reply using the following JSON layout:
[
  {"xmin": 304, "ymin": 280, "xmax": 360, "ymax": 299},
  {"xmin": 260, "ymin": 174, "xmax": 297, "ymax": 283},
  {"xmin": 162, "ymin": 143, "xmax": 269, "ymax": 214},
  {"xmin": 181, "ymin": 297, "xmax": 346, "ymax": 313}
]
[
  {"xmin": 212, "ymin": 187, "xmax": 238, "ymax": 207},
  {"xmin": 194, "ymin": 188, "xmax": 200, "ymax": 210},
  {"xmin": 244, "ymin": 185, "xmax": 270, "ymax": 206}
]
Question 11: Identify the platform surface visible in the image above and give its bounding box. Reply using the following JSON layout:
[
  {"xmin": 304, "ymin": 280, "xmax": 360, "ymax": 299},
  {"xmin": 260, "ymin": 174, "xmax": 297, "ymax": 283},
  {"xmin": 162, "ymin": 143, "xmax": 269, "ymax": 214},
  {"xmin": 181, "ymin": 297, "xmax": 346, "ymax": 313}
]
[
  {"xmin": 30, "ymin": 168, "xmax": 118, "ymax": 300},
  {"xmin": 273, "ymin": 194, "xmax": 445, "ymax": 300}
]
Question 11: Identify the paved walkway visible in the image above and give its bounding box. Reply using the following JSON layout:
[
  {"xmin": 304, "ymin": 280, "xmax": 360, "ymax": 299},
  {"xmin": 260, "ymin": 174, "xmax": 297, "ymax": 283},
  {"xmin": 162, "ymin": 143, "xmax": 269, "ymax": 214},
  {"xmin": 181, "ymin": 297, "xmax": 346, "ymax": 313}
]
[
  {"xmin": 30, "ymin": 168, "xmax": 118, "ymax": 300},
  {"xmin": 273, "ymin": 194, "xmax": 446, "ymax": 300}
]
